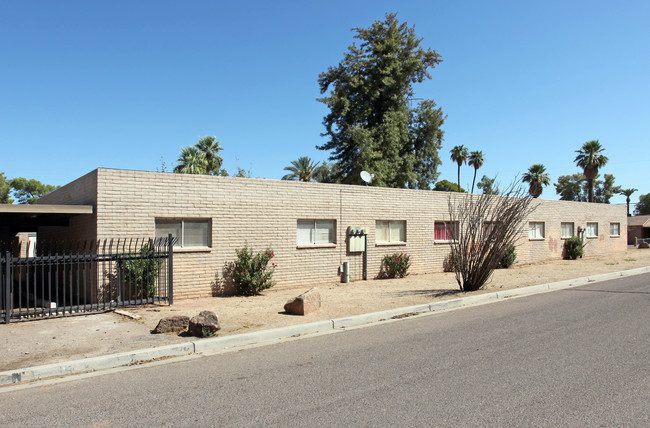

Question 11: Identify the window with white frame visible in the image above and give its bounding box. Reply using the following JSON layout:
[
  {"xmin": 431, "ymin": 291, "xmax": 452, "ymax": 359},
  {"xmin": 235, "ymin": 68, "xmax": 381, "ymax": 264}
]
[
  {"xmin": 376, "ymin": 220, "xmax": 406, "ymax": 243},
  {"xmin": 297, "ymin": 220, "xmax": 336, "ymax": 245},
  {"xmin": 434, "ymin": 221, "xmax": 458, "ymax": 241},
  {"xmin": 155, "ymin": 219, "xmax": 210, "ymax": 248},
  {"xmin": 561, "ymin": 222, "xmax": 574, "ymax": 238},
  {"xmin": 586, "ymin": 222, "xmax": 598, "ymax": 238},
  {"xmin": 610, "ymin": 222, "xmax": 620, "ymax": 237},
  {"xmin": 529, "ymin": 222, "xmax": 545, "ymax": 239}
]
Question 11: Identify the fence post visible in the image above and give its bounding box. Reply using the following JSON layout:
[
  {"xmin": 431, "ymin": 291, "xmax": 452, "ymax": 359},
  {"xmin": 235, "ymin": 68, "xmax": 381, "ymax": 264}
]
[
  {"xmin": 167, "ymin": 233, "xmax": 173, "ymax": 305},
  {"xmin": 4, "ymin": 252, "xmax": 11, "ymax": 324}
]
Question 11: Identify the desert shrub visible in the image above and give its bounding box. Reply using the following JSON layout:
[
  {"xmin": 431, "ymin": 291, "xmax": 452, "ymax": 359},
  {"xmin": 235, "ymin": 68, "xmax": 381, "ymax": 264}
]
[
  {"xmin": 497, "ymin": 244, "xmax": 517, "ymax": 269},
  {"xmin": 382, "ymin": 253, "xmax": 411, "ymax": 278},
  {"xmin": 448, "ymin": 182, "xmax": 537, "ymax": 291},
  {"xmin": 118, "ymin": 243, "xmax": 161, "ymax": 298},
  {"xmin": 563, "ymin": 236, "xmax": 585, "ymax": 259},
  {"xmin": 232, "ymin": 244, "xmax": 276, "ymax": 295}
]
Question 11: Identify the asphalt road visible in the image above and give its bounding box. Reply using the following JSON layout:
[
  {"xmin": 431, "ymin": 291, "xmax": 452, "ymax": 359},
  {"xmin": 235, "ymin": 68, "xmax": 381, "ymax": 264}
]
[{"xmin": 2, "ymin": 274, "xmax": 649, "ymax": 427}]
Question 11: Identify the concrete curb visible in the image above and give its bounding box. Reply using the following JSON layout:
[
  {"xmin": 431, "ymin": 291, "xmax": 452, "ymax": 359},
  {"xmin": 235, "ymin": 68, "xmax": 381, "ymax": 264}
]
[{"xmin": 2, "ymin": 265, "xmax": 649, "ymax": 387}]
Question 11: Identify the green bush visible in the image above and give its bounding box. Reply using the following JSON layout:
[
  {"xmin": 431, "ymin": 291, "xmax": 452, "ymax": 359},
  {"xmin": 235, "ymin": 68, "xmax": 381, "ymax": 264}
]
[
  {"xmin": 119, "ymin": 244, "xmax": 161, "ymax": 298},
  {"xmin": 443, "ymin": 249, "xmax": 460, "ymax": 272},
  {"xmin": 497, "ymin": 244, "xmax": 517, "ymax": 269},
  {"xmin": 383, "ymin": 253, "xmax": 411, "ymax": 278},
  {"xmin": 564, "ymin": 236, "xmax": 585, "ymax": 260},
  {"xmin": 232, "ymin": 244, "xmax": 276, "ymax": 295}
]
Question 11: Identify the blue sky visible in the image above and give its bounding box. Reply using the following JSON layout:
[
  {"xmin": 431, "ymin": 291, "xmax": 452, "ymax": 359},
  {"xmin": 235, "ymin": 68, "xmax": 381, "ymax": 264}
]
[{"xmin": 2, "ymin": 0, "xmax": 648, "ymax": 208}]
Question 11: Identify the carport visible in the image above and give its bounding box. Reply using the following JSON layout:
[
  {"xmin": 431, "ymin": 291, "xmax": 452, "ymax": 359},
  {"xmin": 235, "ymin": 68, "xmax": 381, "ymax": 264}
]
[{"xmin": 0, "ymin": 204, "xmax": 93, "ymax": 243}]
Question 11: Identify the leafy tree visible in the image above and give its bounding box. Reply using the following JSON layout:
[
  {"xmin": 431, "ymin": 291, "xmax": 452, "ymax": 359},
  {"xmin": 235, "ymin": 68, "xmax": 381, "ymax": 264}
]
[
  {"xmin": 634, "ymin": 193, "xmax": 650, "ymax": 215},
  {"xmin": 312, "ymin": 162, "xmax": 340, "ymax": 184},
  {"xmin": 9, "ymin": 177, "xmax": 58, "ymax": 204},
  {"xmin": 317, "ymin": 13, "xmax": 445, "ymax": 189},
  {"xmin": 593, "ymin": 174, "xmax": 620, "ymax": 204},
  {"xmin": 522, "ymin": 164, "xmax": 551, "ymax": 198},
  {"xmin": 619, "ymin": 188, "xmax": 638, "ymax": 216},
  {"xmin": 450, "ymin": 145, "xmax": 468, "ymax": 192},
  {"xmin": 174, "ymin": 146, "xmax": 207, "ymax": 174},
  {"xmin": 574, "ymin": 140, "xmax": 608, "ymax": 203},
  {"xmin": 555, "ymin": 173, "xmax": 586, "ymax": 201},
  {"xmin": 282, "ymin": 156, "xmax": 321, "ymax": 182},
  {"xmin": 468, "ymin": 150, "xmax": 484, "ymax": 194},
  {"xmin": 195, "ymin": 136, "xmax": 224, "ymax": 175},
  {"xmin": 0, "ymin": 172, "xmax": 13, "ymax": 204},
  {"xmin": 434, "ymin": 179, "xmax": 466, "ymax": 193},
  {"xmin": 477, "ymin": 175, "xmax": 498, "ymax": 195},
  {"xmin": 233, "ymin": 167, "xmax": 252, "ymax": 178},
  {"xmin": 555, "ymin": 173, "xmax": 619, "ymax": 203}
]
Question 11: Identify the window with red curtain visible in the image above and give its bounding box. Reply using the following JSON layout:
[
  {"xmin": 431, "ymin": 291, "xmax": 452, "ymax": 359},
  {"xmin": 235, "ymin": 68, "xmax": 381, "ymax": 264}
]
[{"xmin": 434, "ymin": 221, "xmax": 457, "ymax": 241}]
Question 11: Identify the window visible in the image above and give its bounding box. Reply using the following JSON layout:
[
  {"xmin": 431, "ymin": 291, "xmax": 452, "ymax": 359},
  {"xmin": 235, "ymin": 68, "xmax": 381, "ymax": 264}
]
[
  {"xmin": 529, "ymin": 222, "xmax": 545, "ymax": 239},
  {"xmin": 561, "ymin": 222, "xmax": 574, "ymax": 238},
  {"xmin": 376, "ymin": 220, "xmax": 406, "ymax": 243},
  {"xmin": 297, "ymin": 220, "xmax": 335, "ymax": 245},
  {"xmin": 434, "ymin": 221, "xmax": 458, "ymax": 241},
  {"xmin": 586, "ymin": 222, "xmax": 598, "ymax": 238},
  {"xmin": 155, "ymin": 219, "xmax": 210, "ymax": 248},
  {"xmin": 610, "ymin": 222, "xmax": 620, "ymax": 237}
]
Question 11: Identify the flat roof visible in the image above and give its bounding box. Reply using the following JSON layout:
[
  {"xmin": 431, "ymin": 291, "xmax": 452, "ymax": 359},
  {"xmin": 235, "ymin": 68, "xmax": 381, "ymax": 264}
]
[
  {"xmin": 0, "ymin": 204, "xmax": 93, "ymax": 215},
  {"xmin": 0, "ymin": 204, "xmax": 94, "ymax": 235}
]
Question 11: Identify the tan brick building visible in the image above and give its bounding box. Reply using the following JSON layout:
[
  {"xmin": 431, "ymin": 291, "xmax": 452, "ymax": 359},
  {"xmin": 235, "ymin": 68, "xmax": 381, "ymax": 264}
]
[{"xmin": 37, "ymin": 168, "xmax": 627, "ymax": 299}]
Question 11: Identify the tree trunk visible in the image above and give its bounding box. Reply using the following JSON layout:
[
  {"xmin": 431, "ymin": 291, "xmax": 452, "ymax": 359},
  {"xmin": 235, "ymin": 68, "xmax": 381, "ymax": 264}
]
[
  {"xmin": 583, "ymin": 166, "xmax": 598, "ymax": 203},
  {"xmin": 529, "ymin": 182, "xmax": 542, "ymax": 198}
]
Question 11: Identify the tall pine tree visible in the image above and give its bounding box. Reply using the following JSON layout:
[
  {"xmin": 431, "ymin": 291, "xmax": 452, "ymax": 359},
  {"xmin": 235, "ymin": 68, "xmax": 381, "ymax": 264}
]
[{"xmin": 317, "ymin": 13, "xmax": 445, "ymax": 188}]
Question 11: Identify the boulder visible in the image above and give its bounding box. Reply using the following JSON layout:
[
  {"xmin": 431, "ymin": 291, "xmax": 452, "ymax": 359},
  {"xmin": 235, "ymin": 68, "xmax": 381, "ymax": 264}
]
[
  {"xmin": 188, "ymin": 311, "xmax": 221, "ymax": 337},
  {"xmin": 152, "ymin": 315, "xmax": 190, "ymax": 334},
  {"xmin": 284, "ymin": 287, "xmax": 321, "ymax": 315}
]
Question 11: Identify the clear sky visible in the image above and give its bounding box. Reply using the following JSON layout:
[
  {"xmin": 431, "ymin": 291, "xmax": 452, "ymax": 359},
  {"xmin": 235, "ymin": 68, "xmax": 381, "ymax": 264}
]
[{"xmin": 2, "ymin": 0, "xmax": 648, "ymax": 208}]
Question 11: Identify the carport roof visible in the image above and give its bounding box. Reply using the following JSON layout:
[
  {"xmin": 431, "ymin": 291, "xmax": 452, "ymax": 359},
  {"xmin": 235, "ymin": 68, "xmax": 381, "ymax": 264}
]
[
  {"xmin": 628, "ymin": 215, "xmax": 650, "ymax": 228},
  {"xmin": 0, "ymin": 204, "xmax": 93, "ymax": 233}
]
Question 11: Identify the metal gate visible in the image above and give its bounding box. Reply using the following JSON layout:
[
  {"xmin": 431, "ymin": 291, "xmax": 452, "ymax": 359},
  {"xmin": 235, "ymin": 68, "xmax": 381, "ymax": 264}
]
[{"xmin": 1, "ymin": 236, "xmax": 174, "ymax": 323}]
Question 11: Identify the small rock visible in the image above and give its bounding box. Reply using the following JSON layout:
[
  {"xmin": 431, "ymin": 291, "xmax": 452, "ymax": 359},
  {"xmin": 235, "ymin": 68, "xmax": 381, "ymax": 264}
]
[
  {"xmin": 188, "ymin": 311, "xmax": 221, "ymax": 337},
  {"xmin": 153, "ymin": 315, "xmax": 190, "ymax": 334},
  {"xmin": 284, "ymin": 287, "xmax": 321, "ymax": 315}
]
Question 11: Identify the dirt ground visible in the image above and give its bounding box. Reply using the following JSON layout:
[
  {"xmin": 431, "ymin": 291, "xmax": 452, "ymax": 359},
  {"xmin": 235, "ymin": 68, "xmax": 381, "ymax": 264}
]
[{"xmin": 2, "ymin": 249, "xmax": 649, "ymax": 371}]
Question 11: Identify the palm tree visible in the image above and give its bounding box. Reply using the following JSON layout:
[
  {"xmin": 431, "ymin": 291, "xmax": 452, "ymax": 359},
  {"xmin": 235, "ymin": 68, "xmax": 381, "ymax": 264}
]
[
  {"xmin": 195, "ymin": 136, "xmax": 223, "ymax": 175},
  {"xmin": 450, "ymin": 145, "xmax": 469, "ymax": 192},
  {"xmin": 282, "ymin": 156, "xmax": 321, "ymax": 182},
  {"xmin": 619, "ymin": 188, "xmax": 638, "ymax": 216},
  {"xmin": 522, "ymin": 164, "xmax": 551, "ymax": 198},
  {"xmin": 574, "ymin": 140, "xmax": 608, "ymax": 203},
  {"xmin": 468, "ymin": 151, "xmax": 484, "ymax": 193},
  {"xmin": 174, "ymin": 146, "xmax": 207, "ymax": 174}
]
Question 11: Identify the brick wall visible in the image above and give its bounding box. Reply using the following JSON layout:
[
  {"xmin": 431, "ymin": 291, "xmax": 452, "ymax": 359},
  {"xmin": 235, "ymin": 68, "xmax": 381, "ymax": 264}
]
[{"xmin": 41, "ymin": 168, "xmax": 628, "ymax": 299}]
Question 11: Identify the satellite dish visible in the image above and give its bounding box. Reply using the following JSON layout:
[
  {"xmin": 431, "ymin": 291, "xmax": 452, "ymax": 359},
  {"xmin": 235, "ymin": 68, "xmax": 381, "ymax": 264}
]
[{"xmin": 360, "ymin": 170, "xmax": 373, "ymax": 184}]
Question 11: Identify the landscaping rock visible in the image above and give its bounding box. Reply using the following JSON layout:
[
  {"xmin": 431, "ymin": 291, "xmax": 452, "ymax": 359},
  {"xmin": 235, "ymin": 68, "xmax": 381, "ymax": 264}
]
[
  {"xmin": 152, "ymin": 315, "xmax": 190, "ymax": 334},
  {"xmin": 188, "ymin": 311, "xmax": 221, "ymax": 337},
  {"xmin": 284, "ymin": 287, "xmax": 321, "ymax": 315}
]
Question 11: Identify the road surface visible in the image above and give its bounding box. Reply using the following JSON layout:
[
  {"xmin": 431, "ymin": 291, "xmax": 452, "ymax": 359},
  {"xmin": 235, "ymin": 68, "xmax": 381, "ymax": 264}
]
[{"xmin": 2, "ymin": 274, "xmax": 649, "ymax": 426}]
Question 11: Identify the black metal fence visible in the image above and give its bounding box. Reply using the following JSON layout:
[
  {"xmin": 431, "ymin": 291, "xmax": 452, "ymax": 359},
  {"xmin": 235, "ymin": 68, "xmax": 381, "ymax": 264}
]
[{"xmin": 1, "ymin": 236, "xmax": 174, "ymax": 323}]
